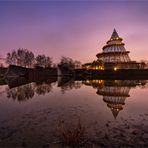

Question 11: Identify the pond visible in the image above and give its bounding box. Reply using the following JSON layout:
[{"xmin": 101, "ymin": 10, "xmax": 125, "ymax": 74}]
[{"xmin": 0, "ymin": 78, "xmax": 148, "ymax": 147}]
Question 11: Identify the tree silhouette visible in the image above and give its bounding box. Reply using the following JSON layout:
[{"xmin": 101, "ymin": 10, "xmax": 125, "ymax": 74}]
[
  {"xmin": 59, "ymin": 57, "xmax": 81, "ymax": 69},
  {"xmin": 6, "ymin": 49, "xmax": 35, "ymax": 68},
  {"xmin": 35, "ymin": 55, "xmax": 52, "ymax": 68},
  {"xmin": 6, "ymin": 83, "xmax": 35, "ymax": 102}
]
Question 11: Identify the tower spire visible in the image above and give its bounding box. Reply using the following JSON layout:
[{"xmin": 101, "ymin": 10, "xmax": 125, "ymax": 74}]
[{"xmin": 111, "ymin": 28, "xmax": 119, "ymax": 39}]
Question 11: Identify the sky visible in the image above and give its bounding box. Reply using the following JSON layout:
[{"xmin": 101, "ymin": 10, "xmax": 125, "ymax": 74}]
[{"xmin": 0, "ymin": 0, "xmax": 148, "ymax": 63}]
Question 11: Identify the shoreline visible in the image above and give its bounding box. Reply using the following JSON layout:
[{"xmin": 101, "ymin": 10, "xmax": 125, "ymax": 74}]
[{"xmin": 1, "ymin": 65, "xmax": 148, "ymax": 80}]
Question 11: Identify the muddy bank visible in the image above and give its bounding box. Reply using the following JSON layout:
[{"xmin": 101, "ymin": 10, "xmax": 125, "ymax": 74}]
[{"xmin": 0, "ymin": 111, "xmax": 148, "ymax": 147}]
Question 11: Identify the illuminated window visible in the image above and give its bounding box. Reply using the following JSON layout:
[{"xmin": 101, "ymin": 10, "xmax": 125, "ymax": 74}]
[{"xmin": 114, "ymin": 67, "xmax": 117, "ymax": 71}]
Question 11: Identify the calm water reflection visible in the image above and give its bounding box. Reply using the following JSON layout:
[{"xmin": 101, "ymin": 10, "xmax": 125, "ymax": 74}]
[{"xmin": 0, "ymin": 78, "xmax": 148, "ymax": 147}]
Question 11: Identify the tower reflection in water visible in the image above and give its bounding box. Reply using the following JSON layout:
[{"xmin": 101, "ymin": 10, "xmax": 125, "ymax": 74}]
[
  {"xmin": 83, "ymin": 80, "xmax": 147, "ymax": 119},
  {"xmin": 4, "ymin": 77, "xmax": 148, "ymax": 119}
]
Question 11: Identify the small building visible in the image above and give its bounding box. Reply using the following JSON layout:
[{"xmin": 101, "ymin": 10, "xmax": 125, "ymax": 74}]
[{"xmin": 82, "ymin": 60, "xmax": 104, "ymax": 70}]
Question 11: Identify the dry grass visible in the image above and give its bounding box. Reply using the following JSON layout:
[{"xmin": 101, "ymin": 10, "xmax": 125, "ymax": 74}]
[{"xmin": 56, "ymin": 119, "xmax": 87, "ymax": 147}]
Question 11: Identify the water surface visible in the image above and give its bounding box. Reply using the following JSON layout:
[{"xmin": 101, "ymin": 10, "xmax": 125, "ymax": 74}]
[{"xmin": 0, "ymin": 78, "xmax": 148, "ymax": 147}]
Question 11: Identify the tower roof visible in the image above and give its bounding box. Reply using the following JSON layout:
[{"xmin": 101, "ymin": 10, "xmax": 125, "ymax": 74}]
[
  {"xmin": 96, "ymin": 29, "xmax": 131, "ymax": 64},
  {"xmin": 111, "ymin": 29, "xmax": 119, "ymax": 39}
]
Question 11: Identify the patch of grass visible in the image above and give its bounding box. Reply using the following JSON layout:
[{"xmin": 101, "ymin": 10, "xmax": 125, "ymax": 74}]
[
  {"xmin": 0, "ymin": 75, "xmax": 3, "ymax": 78},
  {"xmin": 0, "ymin": 77, "xmax": 6, "ymax": 85},
  {"xmin": 56, "ymin": 119, "xmax": 87, "ymax": 147},
  {"xmin": 0, "ymin": 67, "xmax": 7, "ymax": 77}
]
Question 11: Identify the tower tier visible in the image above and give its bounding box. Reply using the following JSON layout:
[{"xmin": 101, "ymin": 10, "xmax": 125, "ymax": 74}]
[
  {"xmin": 97, "ymin": 51, "xmax": 130, "ymax": 63},
  {"xmin": 96, "ymin": 29, "xmax": 131, "ymax": 63}
]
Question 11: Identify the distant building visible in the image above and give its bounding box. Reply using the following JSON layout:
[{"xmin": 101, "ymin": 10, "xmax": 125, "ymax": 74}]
[{"xmin": 83, "ymin": 29, "xmax": 145, "ymax": 70}]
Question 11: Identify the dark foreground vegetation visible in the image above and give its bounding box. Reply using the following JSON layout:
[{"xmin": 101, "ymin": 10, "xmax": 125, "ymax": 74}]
[{"xmin": 0, "ymin": 67, "xmax": 7, "ymax": 77}]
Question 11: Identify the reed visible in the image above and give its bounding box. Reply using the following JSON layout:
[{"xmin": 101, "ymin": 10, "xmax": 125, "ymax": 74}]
[{"xmin": 56, "ymin": 119, "xmax": 87, "ymax": 147}]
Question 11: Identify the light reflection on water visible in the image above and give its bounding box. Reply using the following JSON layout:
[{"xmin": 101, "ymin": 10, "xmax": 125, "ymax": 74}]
[{"xmin": 0, "ymin": 78, "xmax": 148, "ymax": 147}]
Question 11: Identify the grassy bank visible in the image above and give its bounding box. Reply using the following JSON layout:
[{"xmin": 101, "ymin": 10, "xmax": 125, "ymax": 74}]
[
  {"xmin": 0, "ymin": 67, "xmax": 7, "ymax": 77},
  {"xmin": 0, "ymin": 68, "xmax": 7, "ymax": 85},
  {"xmin": 0, "ymin": 77, "xmax": 6, "ymax": 85}
]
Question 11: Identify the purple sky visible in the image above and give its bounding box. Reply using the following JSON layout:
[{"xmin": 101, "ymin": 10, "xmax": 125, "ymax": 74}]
[{"xmin": 0, "ymin": 1, "xmax": 148, "ymax": 63}]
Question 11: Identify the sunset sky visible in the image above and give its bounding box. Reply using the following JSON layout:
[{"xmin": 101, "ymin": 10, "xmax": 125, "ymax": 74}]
[{"xmin": 0, "ymin": 0, "xmax": 148, "ymax": 63}]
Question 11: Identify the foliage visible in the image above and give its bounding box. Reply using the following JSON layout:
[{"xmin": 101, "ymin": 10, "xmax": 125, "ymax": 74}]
[
  {"xmin": 0, "ymin": 63, "xmax": 4, "ymax": 67},
  {"xmin": 56, "ymin": 119, "xmax": 87, "ymax": 147},
  {"xmin": 6, "ymin": 83, "xmax": 35, "ymax": 101},
  {"xmin": 140, "ymin": 60, "xmax": 148, "ymax": 69},
  {"xmin": 0, "ymin": 67, "xmax": 7, "ymax": 77},
  {"xmin": 35, "ymin": 82, "xmax": 53, "ymax": 95},
  {"xmin": 59, "ymin": 56, "xmax": 81, "ymax": 69},
  {"xmin": 6, "ymin": 49, "xmax": 34, "ymax": 68},
  {"xmin": 74, "ymin": 60, "xmax": 82, "ymax": 69},
  {"xmin": 60, "ymin": 80, "xmax": 82, "ymax": 94},
  {"xmin": 6, "ymin": 80, "xmax": 54, "ymax": 101},
  {"xmin": 35, "ymin": 55, "xmax": 52, "ymax": 68},
  {"xmin": 5, "ymin": 49, "xmax": 82, "ymax": 69}
]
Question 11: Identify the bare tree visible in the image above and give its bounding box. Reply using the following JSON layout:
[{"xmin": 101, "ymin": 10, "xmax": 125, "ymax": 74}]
[
  {"xmin": 0, "ymin": 63, "xmax": 3, "ymax": 67},
  {"xmin": 17, "ymin": 49, "xmax": 25, "ymax": 66},
  {"xmin": 74, "ymin": 60, "xmax": 82, "ymax": 69},
  {"xmin": 59, "ymin": 57, "xmax": 81, "ymax": 69},
  {"xmin": 45, "ymin": 56, "xmax": 52, "ymax": 68},
  {"xmin": 6, "ymin": 53, "xmax": 12, "ymax": 65},
  {"xmin": 36, "ymin": 55, "xmax": 52, "ymax": 68},
  {"xmin": 25, "ymin": 50, "xmax": 34, "ymax": 68},
  {"xmin": 11, "ymin": 51, "xmax": 17, "ymax": 65},
  {"xmin": 140, "ymin": 60, "xmax": 148, "ymax": 69},
  {"xmin": 6, "ymin": 49, "xmax": 35, "ymax": 67}
]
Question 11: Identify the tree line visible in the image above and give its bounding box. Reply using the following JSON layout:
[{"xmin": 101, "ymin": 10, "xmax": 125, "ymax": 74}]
[{"xmin": 4, "ymin": 48, "xmax": 81, "ymax": 69}]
